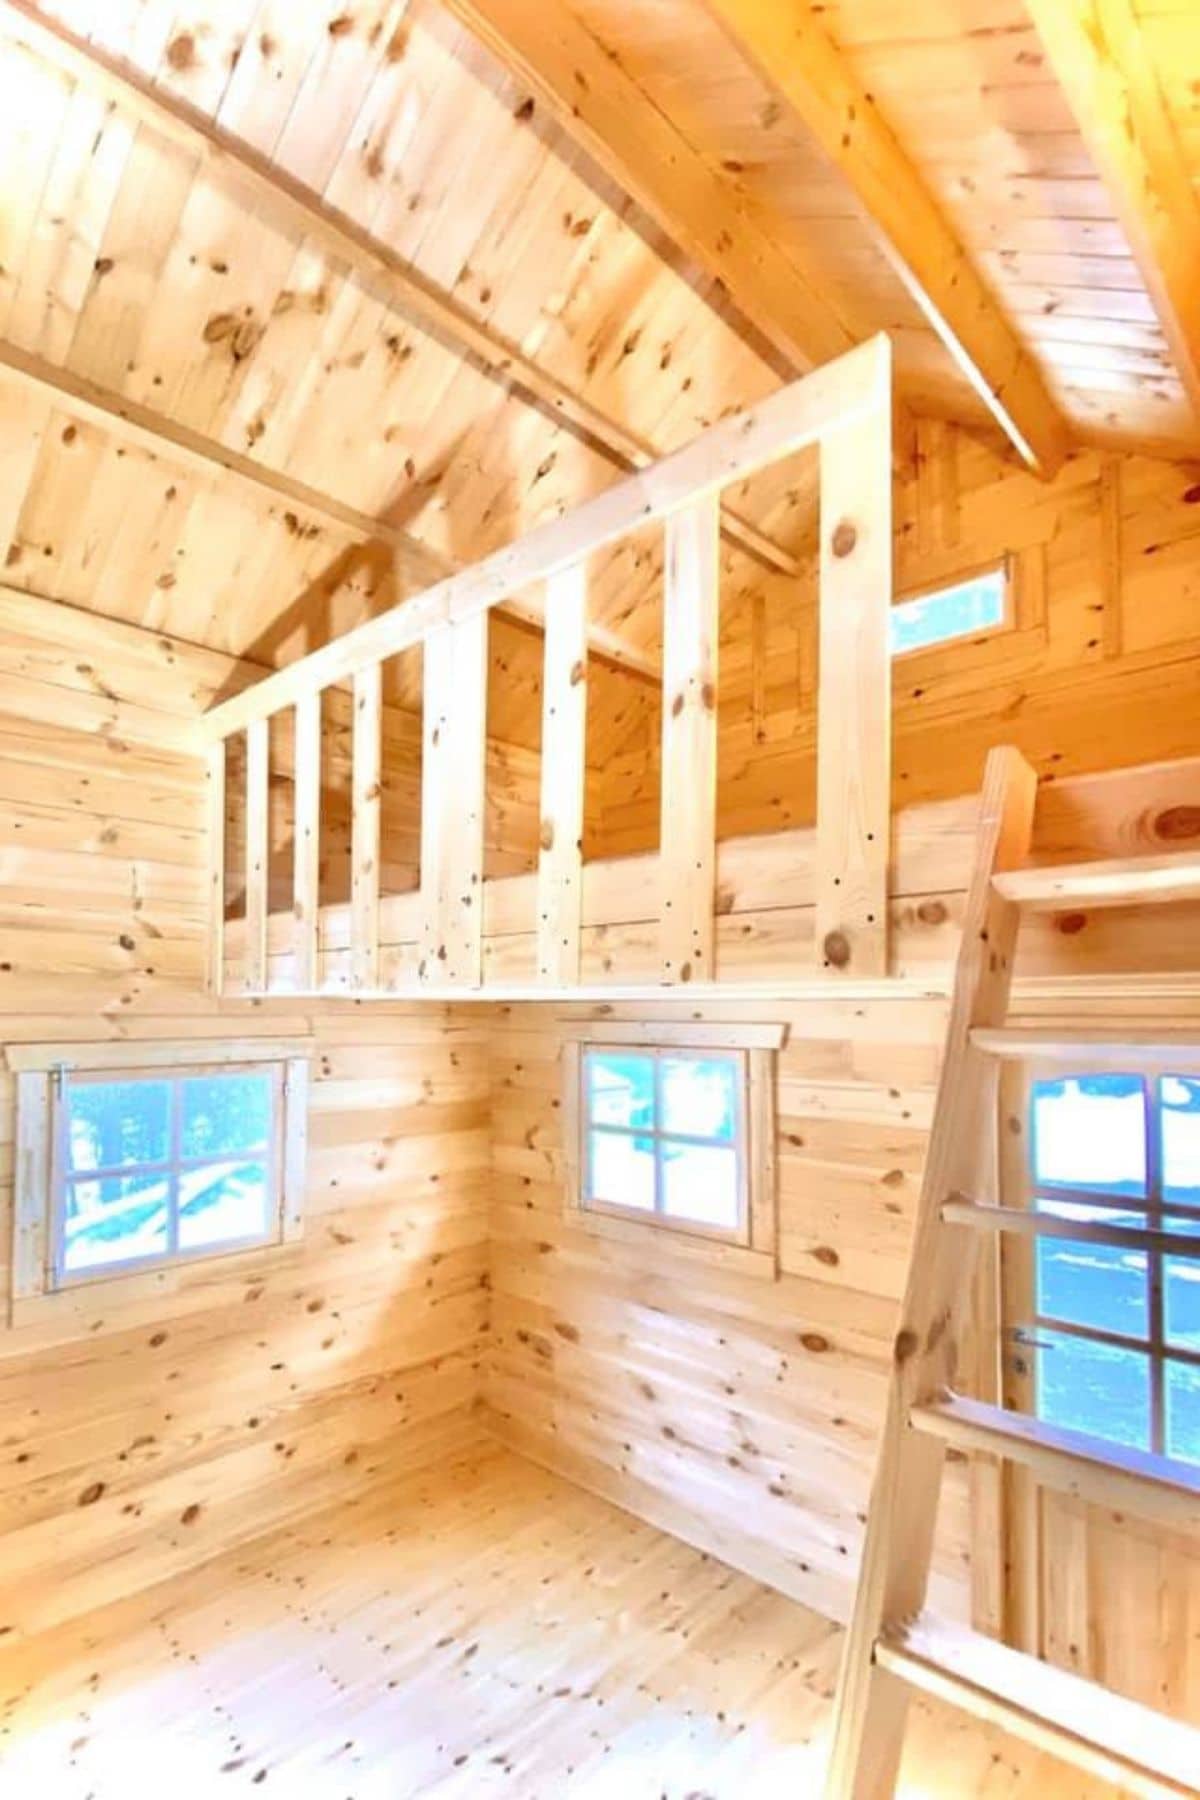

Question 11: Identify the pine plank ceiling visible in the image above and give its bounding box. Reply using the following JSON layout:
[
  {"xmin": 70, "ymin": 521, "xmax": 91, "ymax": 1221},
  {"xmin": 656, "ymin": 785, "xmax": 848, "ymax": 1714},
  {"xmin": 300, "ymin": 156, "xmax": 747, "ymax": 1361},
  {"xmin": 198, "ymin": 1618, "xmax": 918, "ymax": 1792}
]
[{"xmin": 0, "ymin": 0, "xmax": 1196, "ymax": 685}]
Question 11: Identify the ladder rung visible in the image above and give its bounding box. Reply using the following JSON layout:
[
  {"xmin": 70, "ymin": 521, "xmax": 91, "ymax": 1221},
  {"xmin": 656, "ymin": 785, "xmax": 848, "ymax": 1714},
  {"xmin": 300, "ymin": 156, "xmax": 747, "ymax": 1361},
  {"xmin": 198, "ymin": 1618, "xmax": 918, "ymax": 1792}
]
[
  {"xmin": 876, "ymin": 1611, "xmax": 1200, "ymax": 1798},
  {"xmin": 911, "ymin": 1395, "xmax": 1200, "ymax": 1533},
  {"xmin": 994, "ymin": 853, "xmax": 1200, "ymax": 912},
  {"xmin": 971, "ymin": 1027, "xmax": 1200, "ymax": 1069},
  {"xmin": 942, "ymin": 1197, "xmax": 1200, "ymax": 1260}
]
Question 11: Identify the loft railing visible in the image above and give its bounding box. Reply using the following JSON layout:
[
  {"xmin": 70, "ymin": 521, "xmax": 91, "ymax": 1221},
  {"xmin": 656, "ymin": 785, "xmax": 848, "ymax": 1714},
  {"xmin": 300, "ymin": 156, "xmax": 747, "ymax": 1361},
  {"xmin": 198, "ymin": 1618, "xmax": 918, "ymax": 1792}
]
[{"xmin": 198, "ymin": 333, "xmax": 894, "ymax": 998}]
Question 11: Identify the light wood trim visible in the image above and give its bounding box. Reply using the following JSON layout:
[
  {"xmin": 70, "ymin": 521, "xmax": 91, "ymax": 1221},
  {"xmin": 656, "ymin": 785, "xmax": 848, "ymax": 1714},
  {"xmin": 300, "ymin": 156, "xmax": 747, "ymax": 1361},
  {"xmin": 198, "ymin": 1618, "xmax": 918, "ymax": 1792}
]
[
  {"xmin": 994, "ymin": 852, "xmax": 1200, "ymax": 911},
  {"xmin": 281, "ymin": 1057, "xmax": 310, "ymax": 1244},
  {"xmin": 560, "ymin": 1021, "xmax": 788, "ymax": 1050},
  {"xmin": 660, "ymin": 494, "xmax": 720, "ymax": 984},
  {"xmin": 877, "ymin": 1613, "xmax": 1200, "ymax": 1798},
  {"xmin": 825, "ymin": 745, "xmax": 1038, "ymax": 1797},
  {"xmin": 815, "ymin": 401, "xmax": 892, "ymax": 978},
  {"xmin": 292, "ymin": 690, "xmax": 322, "ymax": 993},
  {"xmin": 912, "ymin": 1394, "xmax": 1200, "ymax": 1533},
  {"xmin": 198, "ymin": 335, "xmax": 891, "ymax": 743},
  {"xmin": 0, "ymin": 0, "xmax": 792, "ymax": 580},
  {"xmin": 12, "ymin": 1070, "xmax": 50, "ymax": 1304},
  {"xmin": 699, "ymin": 0, "xmax": 1071, "ymax": 476},
  {"xmin": 536, "ymin": 564, "xmax": 588, "ymax": 985},
  {"xmin": 205, "ymin": 742, "xmax": 225, "ymax": 999},
  {"xmin": 6, "ymin": 1040, "xmax": 316, "ymax": 1074},
  {"xmin": 972, "ymin": 1029, "xmax": 1200, "ymax": 1067},
  {"xmin": 1024, "ymin": 0, "xmax": 1200, "ymax": 419},
  {"xmin": 439, "ymin": 0, "xmax": 855, "ymax": 376},
  {"xmin": 419, "ymin": 617, "xmax": 488, "ymax": 986},
  {"xmin": 243, "ymin": 718, "xmax": 270, "ymax": 995},
  {"xmin": 944, "ymin": 1197, "xmax": 1200, "ymax": 1261},
  {"xmin": 350, "ymin": 665, "xmax": 383, "ymax": 991}
]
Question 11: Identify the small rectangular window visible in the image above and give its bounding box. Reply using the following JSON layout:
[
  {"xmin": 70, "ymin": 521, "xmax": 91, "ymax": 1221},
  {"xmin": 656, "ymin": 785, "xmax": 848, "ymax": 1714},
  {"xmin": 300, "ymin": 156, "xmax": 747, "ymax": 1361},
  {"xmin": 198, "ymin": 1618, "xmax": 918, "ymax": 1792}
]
[
  {"xmin": 1015, "ymin": 1070, "xmax": 1200, "ymax": 1467},
  {"xmin": 564, "ymin": 1025, "xmax": 782, "ymax": 1271},
  {"xmin": 10, "ymin": 1043, "xmax": 310, "ymax": 1301},
  {"xmin": 582, "ymin": 1047, "xmax": 747, "ymax": 1240},
  {"xmin": 890, "ymin": 567, "xmax": 1007, "ymax": 657}
]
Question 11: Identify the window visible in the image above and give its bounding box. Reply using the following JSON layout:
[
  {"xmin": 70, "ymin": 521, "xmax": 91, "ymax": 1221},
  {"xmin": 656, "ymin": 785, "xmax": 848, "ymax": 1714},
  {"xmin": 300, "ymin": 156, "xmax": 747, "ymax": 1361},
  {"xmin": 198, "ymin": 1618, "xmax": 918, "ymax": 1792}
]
[
  {"xmin": 890, "ymin": 566, "xmax": 1007, "ymax": 657},
  {"xmin": 565, "ymin": 1024, "xmax": 782, "ymax": 1270},
  {"xmin": 1015, "ymin": 1069, "xmax": 1200, "ymax": 1467},
  {"xmin": 10, "ymin": 1043, "xmax": 310, "ymax": 1300}
]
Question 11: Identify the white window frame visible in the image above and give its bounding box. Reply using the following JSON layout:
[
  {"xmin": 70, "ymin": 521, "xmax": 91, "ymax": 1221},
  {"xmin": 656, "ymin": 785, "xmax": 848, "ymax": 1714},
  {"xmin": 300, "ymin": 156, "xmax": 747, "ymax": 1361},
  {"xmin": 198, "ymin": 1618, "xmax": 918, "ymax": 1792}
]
[
  {"xmin": 8, "ymin": 1039, "xmax": 312, "ymax": 1306},
  {"xmin": 562, "ymin": 1021, "xmax": 784, "ymax": 1276}
]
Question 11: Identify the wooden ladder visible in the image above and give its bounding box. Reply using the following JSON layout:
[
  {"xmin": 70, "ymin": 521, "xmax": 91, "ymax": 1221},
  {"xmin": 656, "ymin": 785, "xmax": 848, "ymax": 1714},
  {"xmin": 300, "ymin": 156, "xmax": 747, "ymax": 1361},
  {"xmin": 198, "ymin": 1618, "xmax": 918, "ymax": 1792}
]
[{"xmin": 824, "ymin": 744, "xmax": 1200, "ymax": 1800}]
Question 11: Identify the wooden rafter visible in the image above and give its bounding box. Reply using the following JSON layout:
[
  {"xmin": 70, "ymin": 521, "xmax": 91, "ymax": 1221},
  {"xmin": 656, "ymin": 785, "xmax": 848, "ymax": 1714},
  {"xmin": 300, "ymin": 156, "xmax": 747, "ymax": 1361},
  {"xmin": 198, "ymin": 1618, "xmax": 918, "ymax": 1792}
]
[
  {"xmin": 0, "ymin": 0, "xmax": 795, "ymax": 581},
  {"xmin": 1024, "ymin": 0, "xmax": 1200, "ymax": 420},
  {"xmin": 0, "ymin": 337, "xmax": 658, "ymax": 683},
  {"xmin": 696, "ymin": 0, "xmax": 1072, "ymax": 477},
  {"xmin": 440, "ymin": 0, "xmax": 859, "ymax": 380}
]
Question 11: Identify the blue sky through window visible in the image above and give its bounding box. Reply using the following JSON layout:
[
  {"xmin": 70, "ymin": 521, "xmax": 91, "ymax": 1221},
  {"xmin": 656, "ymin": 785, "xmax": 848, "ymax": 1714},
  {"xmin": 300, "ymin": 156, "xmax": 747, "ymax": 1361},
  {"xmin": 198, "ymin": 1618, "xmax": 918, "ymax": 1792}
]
[{"xmin": 890, "ymin": 568, "xmax": 1006, "ymax": 656}]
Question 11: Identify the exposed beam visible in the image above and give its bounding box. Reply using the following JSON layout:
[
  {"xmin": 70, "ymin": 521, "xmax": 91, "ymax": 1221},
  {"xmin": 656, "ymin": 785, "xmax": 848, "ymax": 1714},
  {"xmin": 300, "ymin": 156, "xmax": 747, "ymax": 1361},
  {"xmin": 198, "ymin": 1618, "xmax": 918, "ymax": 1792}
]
[
  {"xmin": 0, "ymin": 337, "xmax": 658, "ymax": 682},
  {"xmin": 696, "ymin": 0, "xmax": 1073, "ymax": 476},
  {"xmin": 440, "ymin": 0, "xmax": 858, "ymax": 379},
  {"xmin": 1024, "ymin": 0, "xmax": 1200, "ymax": 420},
  {"xmin": 0, "ymin": 0, "xmax": 795, "ymax": 580}
]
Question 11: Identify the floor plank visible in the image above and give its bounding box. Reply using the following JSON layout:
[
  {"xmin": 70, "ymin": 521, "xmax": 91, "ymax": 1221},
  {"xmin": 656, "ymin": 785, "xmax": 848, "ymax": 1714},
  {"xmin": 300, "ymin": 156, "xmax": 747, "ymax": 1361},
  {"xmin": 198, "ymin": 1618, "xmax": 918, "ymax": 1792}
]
[{"xmin": 0, "ymin": 1442, "xmax": 1122, "ymax": 1796}]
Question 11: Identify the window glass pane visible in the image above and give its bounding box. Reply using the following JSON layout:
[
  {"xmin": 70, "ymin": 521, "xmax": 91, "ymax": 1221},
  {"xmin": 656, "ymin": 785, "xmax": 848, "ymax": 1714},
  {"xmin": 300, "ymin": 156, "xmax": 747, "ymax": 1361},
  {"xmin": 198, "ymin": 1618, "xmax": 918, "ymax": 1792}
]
[
  {"xmin": 660, "ymin": 1055, "xmax": 738, "ymax": 1142},
  {"xmin": 661, "ymin": 1142, "xmax": 739, "ymax": 1229},
  {"xmin": 1164, "ymin": 1215, "xmax": 1200, "ymax": 1352},
  {"xmin": 587, "ymin": 1130, "xmax": 654, "ymax": 1211},
  {"xmin": 179, "ymin": 1160, "xmax": 269, "ymax": 1251},
  {"xmin": 889, "ymin": 569, "xmax": 1005, "ymax": 656},
  {"xmin": 1166, "ymin": 1360, "xmax": 1200, "ymax": 1466},
  {"xmin": 66, "ymin": 1079, "xmax": 170, "ymax": 1175},
  {"xmin": 181, "ymin": 1072, "xmax": 271, "ymax": 1159},
  {"xmin": 1035, "ymin": 1199, "xmax": 1148, "ymax": 1338},
  {"xmin": 1161, "ymin": 1075, "xmax": 1200, "ymax": 1204},
  {"xmin": 1036, "ymin": 1327, "xmax": 1150, "ymax": 1451},
  {"xmin": 63, "ymin": 1171, "xmax": 169, "ymax": 1273},
  {"xmin": 585, "ymin": 1053, "xmax": 655, "ymax": 1132},
  {"xmin": 1031, "ymin": 1074, "xmax": 1145, "ymax": 1196}
]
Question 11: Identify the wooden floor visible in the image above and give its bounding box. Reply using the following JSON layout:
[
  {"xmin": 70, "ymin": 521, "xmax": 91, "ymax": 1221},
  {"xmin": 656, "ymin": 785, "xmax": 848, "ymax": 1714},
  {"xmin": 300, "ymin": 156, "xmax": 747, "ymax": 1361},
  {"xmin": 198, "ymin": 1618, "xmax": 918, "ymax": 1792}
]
[{"xmin": 0, "ymin": 1442, "xmax": 1118, "ymax": 1798}]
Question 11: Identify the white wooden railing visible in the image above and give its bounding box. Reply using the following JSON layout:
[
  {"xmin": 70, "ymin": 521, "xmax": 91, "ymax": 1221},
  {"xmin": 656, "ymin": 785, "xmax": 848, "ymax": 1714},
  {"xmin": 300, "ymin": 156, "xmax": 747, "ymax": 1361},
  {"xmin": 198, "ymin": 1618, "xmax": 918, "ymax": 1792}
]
[{"xmin": 199, "ymin": 334, "xmax": 894, "ymax": 998}]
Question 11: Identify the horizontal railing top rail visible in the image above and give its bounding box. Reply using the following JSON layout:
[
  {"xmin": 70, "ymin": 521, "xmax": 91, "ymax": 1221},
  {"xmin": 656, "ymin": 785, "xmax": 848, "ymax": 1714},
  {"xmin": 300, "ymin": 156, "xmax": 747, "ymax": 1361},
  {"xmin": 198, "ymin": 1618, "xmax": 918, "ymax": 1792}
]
[{"xmin": 196, "ymin": 334, "xmax": 890, "ymax": 746}]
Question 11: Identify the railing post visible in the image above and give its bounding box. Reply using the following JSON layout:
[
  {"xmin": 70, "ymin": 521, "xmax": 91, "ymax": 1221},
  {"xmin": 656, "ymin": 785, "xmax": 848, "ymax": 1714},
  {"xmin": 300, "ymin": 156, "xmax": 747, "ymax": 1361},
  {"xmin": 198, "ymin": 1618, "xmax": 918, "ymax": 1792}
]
[
  {"xmin": 419, "ymin": 616, "xmax": 488, "ymax": 986},
  {"xmin": 537, "ymin": 563, "xmax": 588, "ymax": 986},
  {"xmin": 205, "ymin": 740, "xmax": 225, "ymax": 997},
  {"xmin": 351, "ymin": 664, "xmax": 382, "ymax": 991},
  {"xmin": 815, "ymin": 336, "xmax": 893, "ymax": 977},
  {"xmin": 244, "ymin": 717, "xmax": 270, "ymax": 995},
  {"xmin": 659, "ymin": 492, "xmax": 720, "ymax": 984},
  {"xmin": 293, "ymin": 689, "xmax": 321, "ymax": 992}
]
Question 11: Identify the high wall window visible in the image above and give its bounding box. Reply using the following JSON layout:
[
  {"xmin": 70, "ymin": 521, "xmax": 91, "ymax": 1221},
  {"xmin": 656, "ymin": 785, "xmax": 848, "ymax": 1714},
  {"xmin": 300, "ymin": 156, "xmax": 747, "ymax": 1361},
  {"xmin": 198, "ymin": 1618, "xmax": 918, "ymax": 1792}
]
[
  {"xmin": 1014, "ymin": 1069, "xmax": 1200, "ymax": 1466},
  {"xmin": 890, "ymin": 566, "xmax": 1007, "ymax": 657},
  {"xmin": 564, "ymin": 1024, "xmax": 782, "ymax": 1273},
  {"xmin": 9, "ymin": 1043, "xmax": 310, "ymax": 1302}
]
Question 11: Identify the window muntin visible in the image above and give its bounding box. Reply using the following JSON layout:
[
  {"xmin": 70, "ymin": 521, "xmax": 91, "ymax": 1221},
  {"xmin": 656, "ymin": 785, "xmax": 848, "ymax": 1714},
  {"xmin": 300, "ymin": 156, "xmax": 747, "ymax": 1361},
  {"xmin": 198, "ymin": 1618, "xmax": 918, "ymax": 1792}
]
[
  {"xmin": 1025, "ymin": 1071, "xmax": 1200, "ymax": 1466},
  {"xmin": 51, "ymin": 1064, "xmax": 284, "ymax": 1284},
  {"xmin": 580, "ymin": 1046, "xmax": 748, "ymax": 1241},
  {"xmin": 890, "ymin": 567, "xmax": 1007, "ymax": 657}
]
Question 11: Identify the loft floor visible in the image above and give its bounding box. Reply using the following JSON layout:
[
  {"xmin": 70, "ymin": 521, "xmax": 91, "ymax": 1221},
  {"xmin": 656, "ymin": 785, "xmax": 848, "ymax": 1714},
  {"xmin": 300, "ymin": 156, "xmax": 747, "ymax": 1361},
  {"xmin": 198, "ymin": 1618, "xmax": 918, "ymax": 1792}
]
[{"xmin": 0, "ymin": 1443, "xmax": 1116, "ymax": 1798}]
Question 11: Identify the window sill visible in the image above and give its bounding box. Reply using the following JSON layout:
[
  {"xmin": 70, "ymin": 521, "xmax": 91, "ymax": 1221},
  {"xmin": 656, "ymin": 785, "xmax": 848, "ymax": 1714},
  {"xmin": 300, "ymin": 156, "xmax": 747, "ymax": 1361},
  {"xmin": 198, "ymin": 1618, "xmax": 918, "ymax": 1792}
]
[{"xmin": 566, "ymin": 1201, "xmax": 779, "ymax": 1281}]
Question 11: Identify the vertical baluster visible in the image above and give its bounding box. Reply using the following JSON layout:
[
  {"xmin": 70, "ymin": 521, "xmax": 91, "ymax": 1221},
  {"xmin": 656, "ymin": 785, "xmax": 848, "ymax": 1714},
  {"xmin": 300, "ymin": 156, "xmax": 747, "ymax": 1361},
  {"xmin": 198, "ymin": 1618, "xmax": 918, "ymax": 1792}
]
[
  {"xmin": 537, "ymin": 563, "xmax": 588, "ymax": 986},
  {"xmin": 659, "ymin": 493, "xmax": 720, "ymax": 984},
  {"xmin": 205, "ymin": 740, "xmax": 226, "ymax": 996},
  {"xmin": 244, "ymin": 717, "xmax": 269, "ymax": 994},
  {"xmin": 419, "ymin": 616, "xmax": 487, "ymax": 985},
  {"xmin": 293, "ymin": 689, "xmax": 321, "ymax": 992},
  {"xmin": 351, "ymin": 663, "xmax": 382, "ymax": 990}
]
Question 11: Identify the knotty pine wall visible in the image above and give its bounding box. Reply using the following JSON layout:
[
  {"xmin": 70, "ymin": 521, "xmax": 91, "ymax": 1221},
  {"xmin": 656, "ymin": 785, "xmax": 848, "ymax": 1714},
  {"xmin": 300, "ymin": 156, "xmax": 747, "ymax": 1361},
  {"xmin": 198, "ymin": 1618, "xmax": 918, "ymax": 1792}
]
[{"xmin": 0, "ymin": 595, "xmax": 492, "ymax": 1645}]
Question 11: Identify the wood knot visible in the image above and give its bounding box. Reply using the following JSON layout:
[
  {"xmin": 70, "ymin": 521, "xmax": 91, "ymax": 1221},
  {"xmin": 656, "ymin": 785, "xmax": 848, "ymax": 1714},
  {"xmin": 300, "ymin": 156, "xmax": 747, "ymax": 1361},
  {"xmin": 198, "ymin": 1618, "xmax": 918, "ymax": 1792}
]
[
  {"xmin": 893, "ymin": 1328, "xmax": 920, "ymax": 1366},
  {"xmin": 671, "ymin": 691, "xmax": 685, "ymax": 717},
  {"xmin": 1154, "ymin": 804, "xmax": 1200, "ymax": 842},
  {"xmin": 812, "ymin": 1245, "xmax": 839, "ymax": 1267},
  {"xmin": 539, "ymin": 818, "xmax": 555, "ymax": 852},
  {"xmin": 700, "ymin": 681, "xmax": 716, "ymax": 711},
  {"xmin": 569, "ymin": 660, "xmax": 586, "ymax": 686},
  {"xmin": 1054, "ymin": 910, "xmax": 1087, "ymax": 935},
  {"xmin": 800, "ymin": 1332, "xmax": 829, "ymax": 1354},
  {"xmin": 916, "ymin": 899, "xmax": 947, "ymax": 926},
  {"xmin": 822, "ymin": 929, "xmax": 851, "ymax": 969},
  {"xmin": 831, "ymin": 519, "xmax": 857, "ymax": 558}
]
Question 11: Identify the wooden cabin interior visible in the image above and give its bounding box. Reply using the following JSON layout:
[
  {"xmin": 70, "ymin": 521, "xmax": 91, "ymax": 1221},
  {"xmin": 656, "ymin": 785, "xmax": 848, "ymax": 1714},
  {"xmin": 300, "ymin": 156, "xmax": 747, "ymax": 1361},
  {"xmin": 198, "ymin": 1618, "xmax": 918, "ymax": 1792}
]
[{"xmin": 4, "ymin": 1, "xmax": 1200, "ymax": 1794}]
